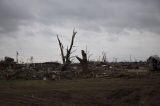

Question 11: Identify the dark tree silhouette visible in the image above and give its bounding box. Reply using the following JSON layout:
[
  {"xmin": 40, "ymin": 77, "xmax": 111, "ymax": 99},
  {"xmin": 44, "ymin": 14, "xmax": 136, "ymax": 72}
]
[
  {"xmin": 76, "ymin": 50, "xmax": 88, "ymax": 74},
  {"xmin": 57, "ymin": 29, "xmax": 77, "ymax": 71}
]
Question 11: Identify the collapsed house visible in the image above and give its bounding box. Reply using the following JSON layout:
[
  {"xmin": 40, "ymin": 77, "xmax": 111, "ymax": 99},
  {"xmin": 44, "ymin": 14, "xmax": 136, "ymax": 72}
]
[{"xmin": 147, "ymin": 55, "xmax": 160, "ymax": 71}]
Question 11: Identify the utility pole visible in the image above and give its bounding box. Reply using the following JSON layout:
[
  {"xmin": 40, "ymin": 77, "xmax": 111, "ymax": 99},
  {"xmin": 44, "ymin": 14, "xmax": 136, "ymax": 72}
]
[
  {"xmin": 115, "ymin": 58, "xmax": 118, "ymax": 63},
  {"xmin": 130, "ymin": 55, "xmax": 132, "ymax": 62},
  {"xmin": 113, "ymin": 57, "xmax": 115, "ymax": 62},
  {"xmin": 30, "ymin": 56, "xmax": 33, "ymax": 64},
  {"xmin": 16, "ymin": 51, "xmax": 19, "ymax": 63}
]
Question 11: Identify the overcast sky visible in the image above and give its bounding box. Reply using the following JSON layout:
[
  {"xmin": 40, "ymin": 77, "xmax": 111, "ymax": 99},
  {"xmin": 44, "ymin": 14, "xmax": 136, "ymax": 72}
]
[{"xmin": 0, "ymin": 0, "xmax": 160, "ymax": 63}]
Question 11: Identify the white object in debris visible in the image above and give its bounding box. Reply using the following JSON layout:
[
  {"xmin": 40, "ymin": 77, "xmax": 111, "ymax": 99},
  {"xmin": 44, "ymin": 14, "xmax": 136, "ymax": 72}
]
[
  {"xmin": 51, "ymin": 74, "xmax": 56, "ymax": 80},
  {"xmin": 43, "ymin": 77, "xmax": 47, "ymax": 80},
  {"xmin": 109, "ymin": 66, "xmax": 113, "ymax": 69},
  {"xmin": 73, "ymin": 66, "xmax": 78, "ymax": 70},
  {"xmin": 102, "ymin": 65, "xmax": 107, "ymax": 67}
]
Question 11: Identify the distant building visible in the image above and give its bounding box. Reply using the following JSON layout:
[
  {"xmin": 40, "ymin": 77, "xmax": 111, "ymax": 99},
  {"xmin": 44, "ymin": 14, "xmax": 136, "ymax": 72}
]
[{"xmin": 147, "ymin": 55, "xmax": 160, "ymax": 71}]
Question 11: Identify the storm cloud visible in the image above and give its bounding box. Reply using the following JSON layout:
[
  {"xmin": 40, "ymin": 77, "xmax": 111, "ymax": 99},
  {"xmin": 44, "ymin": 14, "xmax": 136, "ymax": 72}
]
[{"xmin": 0, "ymin": 0, "xmax": 160, "ymax": 62}]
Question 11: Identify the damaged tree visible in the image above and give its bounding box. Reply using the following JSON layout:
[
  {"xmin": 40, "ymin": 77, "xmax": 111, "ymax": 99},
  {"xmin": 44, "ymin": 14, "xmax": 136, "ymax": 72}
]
[
  {"xmin": 76, "ymin": 50, "xmax": 88, "ymax": 75},
  {"xmin": 57, "ymin": 29, "xmax": 77, "ymax": 71}
]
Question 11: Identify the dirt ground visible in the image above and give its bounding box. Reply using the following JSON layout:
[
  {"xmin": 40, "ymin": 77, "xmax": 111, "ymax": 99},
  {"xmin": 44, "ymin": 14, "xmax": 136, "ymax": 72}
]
[{"xmin": 0, "ymin": 72, "xmax": 160, "ymax": 106}]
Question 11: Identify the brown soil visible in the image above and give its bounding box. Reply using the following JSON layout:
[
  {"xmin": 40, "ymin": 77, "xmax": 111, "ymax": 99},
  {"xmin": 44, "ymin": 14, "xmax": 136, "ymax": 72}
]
[{"xmin": 0, "ymin": 72, "xmax": 160, "ymax": 106}]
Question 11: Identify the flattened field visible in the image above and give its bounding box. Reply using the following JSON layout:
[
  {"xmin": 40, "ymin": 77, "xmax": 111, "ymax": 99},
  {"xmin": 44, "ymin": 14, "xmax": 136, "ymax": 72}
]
[{"xmin": 0, "ymin": 72, "xmax": 160, "ymax": 106}]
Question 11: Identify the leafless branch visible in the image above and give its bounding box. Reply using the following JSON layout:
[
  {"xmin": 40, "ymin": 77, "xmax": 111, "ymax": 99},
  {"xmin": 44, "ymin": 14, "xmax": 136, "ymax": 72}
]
[{"xmin": 57, "ymin": 35, "xmax": 65, "ymax": 63}]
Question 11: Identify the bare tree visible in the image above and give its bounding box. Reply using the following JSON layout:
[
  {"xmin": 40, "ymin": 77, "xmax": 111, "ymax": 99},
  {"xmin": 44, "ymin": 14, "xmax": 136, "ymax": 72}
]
[{"xmin": 57, "ymin": 29, "xmax": 77, "ymax": 71}]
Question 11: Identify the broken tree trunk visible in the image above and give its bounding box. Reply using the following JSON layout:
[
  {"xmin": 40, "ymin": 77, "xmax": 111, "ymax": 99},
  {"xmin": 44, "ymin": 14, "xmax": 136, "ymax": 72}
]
[{"xmin": 76, "ymin": 50, "xmax": 88, "ymax": 74}]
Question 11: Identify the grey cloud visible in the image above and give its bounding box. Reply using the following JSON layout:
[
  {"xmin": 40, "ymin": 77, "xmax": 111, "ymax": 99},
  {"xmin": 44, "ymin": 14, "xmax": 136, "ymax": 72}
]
[
  {"xmin": 37, "ymin": 0, "xmax": 160, "ymax": 34},
  {"xmin": 0, "ymin": 0, "xmax": 38, "ymax": 34},
  {"xmin": 0, "ymin": 0, "xmax": 160, "ymax": 62},
  {"xmin": 0, "ymin": 0, "xmax": 160, "ymax": 35}
]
